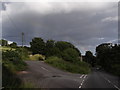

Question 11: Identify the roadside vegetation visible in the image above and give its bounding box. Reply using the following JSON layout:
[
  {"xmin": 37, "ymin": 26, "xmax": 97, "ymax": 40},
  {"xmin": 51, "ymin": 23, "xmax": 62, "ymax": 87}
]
[
  {"xmin": 1, "ymin": 39, "xmax": 33, "ymax": 88},
  {"xmin": 29, "ymin": 37, "xmax": 120, "ymax": 76},
  {"xmin": 45, "ymin": 56, "xmax": 90, "ymax": 74},
  {"xmin": 30, "ymin": 37, "xmax": 91, "ymax": 74},
  {"xmin": 1, "ymin": 37, "xmax": 120, "ymax": 88},
  {"xmin": 96, "ymin": 43, "xmax": 120, "ymax": 76},
  {"xmin": 2, "ymin": 49, "xmax": 29, "ymax": 88},
  {"xmin": 83, "ymin": 43, "xmax": 120, "ymax": 76}
]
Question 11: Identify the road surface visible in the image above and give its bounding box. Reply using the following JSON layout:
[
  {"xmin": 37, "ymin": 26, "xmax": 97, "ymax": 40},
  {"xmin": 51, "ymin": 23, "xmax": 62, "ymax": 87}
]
[{"xmin": 18, "ymin": 61, "xmax": 120, "ymax": 89}]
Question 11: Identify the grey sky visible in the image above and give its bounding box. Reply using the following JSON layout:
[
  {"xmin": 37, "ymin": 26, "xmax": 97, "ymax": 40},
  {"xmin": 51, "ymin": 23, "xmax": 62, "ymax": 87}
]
[{"xmin": 1, "ymin": 2, "xmax": 118, "ymax": 55}]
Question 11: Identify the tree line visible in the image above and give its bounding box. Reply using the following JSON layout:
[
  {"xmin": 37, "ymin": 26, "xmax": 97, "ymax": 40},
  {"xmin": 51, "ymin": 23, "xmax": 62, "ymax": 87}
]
[
  {"xmin": 1, "ymin": 38, "xmax": 120, "ymax": 76},
  {"xmin": 30, "ymin": 37, "xmax": 81, "ymax": 63},
  {"xmin": 83, "ymin": 43, "xmax": 120, "ymax": 76},
  {"xmin": 96, "ymin": 43, "xmax": 120, "ymax": 76}
]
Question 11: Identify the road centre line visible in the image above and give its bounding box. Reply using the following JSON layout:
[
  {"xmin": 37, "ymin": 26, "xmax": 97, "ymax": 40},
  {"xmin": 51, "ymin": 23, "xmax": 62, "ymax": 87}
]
[
  {"xmin": 79, "ymin": 86, "xmax": 82, "ymax": 88},
  {"xmin": 79, "ymin": 75, "xmax": 87, "ymax": 88},
  {"xmin": 81, "ymin": 83, "xmax": 83, "ymax": 85},
  {"xmin": 79, "ymin": 80, "xmax": 84, "ymax": 88}
]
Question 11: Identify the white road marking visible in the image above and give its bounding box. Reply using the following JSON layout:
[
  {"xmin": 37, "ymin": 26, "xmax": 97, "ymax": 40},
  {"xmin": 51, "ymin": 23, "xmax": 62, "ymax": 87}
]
[
  {"xmin": 84, "ymin": 75, "xmax": 87, "ymax": 79},
  {"xmin": 79, "ymin": 75, "xmax": 87, "ymax": 88},
  {"xmin": 107, "ymin": 80, "xmax": 111, "ymax": 83},
  {"xmin": 103, "ymin": 76, "xmax": 120, "ymax": 90},
  {"xmin": 79, "ymin": 86, "xmax": 82, "ymax": 88},
  {"xmin": 41, "ymin": 67, "xmax": 49, "ymax": 71},
  {"xmin": 81, "ymin": 83, "xmax": 83, "ymax": 85},
  {"xmin": 80, "ymin": 74, "xmax": 84, "ymax": 78},
  {"xmin": 114, "ymin": 85, "xmax": 120, "ymax": 90}
]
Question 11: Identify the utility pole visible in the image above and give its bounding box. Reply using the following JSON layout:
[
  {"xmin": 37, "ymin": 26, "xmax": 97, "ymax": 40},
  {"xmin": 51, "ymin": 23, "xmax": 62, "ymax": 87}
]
[{"xmin": 22, "ymin": 32, "xmax": 24, "ymax": 47}]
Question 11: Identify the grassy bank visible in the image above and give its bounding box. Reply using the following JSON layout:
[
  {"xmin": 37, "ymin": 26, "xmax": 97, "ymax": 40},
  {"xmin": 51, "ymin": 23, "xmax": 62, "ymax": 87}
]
[
  {"xmin": 3, "ymin": 65, "xmax": 34, "ymax": 88},
  {"xmin": 2, "ymin": 49, "xmax": 29, "ymax": 88},
  {"xmin": 45, "ymin": 56, "xmax": 90, "ymax": 74}
]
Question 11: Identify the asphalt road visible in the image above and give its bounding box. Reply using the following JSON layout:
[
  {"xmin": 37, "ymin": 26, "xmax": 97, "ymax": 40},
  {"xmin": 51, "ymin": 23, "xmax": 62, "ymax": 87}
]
[{"xmin": 18, "ymin": 61, "xmax": 120, "ymax": 89}]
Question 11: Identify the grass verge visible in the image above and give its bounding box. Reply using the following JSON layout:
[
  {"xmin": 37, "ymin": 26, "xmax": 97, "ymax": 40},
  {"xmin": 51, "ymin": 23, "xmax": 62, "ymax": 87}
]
[{"xmin": 45, "ymin": 56, "xmax": 90, "ymax": 74}]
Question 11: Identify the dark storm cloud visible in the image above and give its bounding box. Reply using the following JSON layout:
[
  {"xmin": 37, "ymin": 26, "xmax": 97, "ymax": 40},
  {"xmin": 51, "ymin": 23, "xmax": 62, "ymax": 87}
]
[{"xmin": 2, "ymin": 2, "xmax": 118, "ymax": 54}]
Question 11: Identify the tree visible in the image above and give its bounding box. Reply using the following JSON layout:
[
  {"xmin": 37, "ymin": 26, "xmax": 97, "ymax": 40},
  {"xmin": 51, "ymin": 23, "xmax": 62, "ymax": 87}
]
[
  {"xmin": 30, "ymin": 37, "xmax": 45, "ymax": 55},
  {"xmin": 0, "ymin": 39, "xmax": 8, "ymax": 46},
  {"xmin": 45, "ymin": 40, "xmax": 61, "ymax": 57},
  {"xmin": 46, "ymin": 40, "xmax": 55, "ymax": 48},
  {"xmin": 62, "ymin": 48, "xmax": 79, "ymax": 63},
  {"xmin": 84, "ymin": 51, "xmax": 96, "ymax": 67},
  {"xmin": 55, "ymin": 41, "xmax": 81, "ymax": 56},
  {"xmin": 96, "ymin": 43, "xmax": 112, "ymax": 68},
  {"xmin": 46, "ymin": 47, "xmax": 61, "ymax": 57},
  {"xmin": 96, "ymin": 43, "xmax": 120, "ymax": 75},
  {"xmin": 9, "ymin": 42, "xmax": 17, "ymax": 48},
  {"xmin": 55, "ymin": 41, "xmax": 75, "ymax": 51}
]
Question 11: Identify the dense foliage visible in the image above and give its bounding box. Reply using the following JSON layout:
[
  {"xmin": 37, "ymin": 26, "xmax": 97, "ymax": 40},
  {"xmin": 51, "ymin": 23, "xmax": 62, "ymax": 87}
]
[
  {"xmin": 55, "ymin": 41, "xmax": 75, "ymax": 51},
  {"xmin": 62, "ymin": 48, "xmax": 80, "ymax": 63},
  {"xmin": 30, "ymin": 37, "xmax": 82, "ymax": 62},
  {"xmin": 2, "ymin": 49, "xmax": 28, "ymax": 88},
  {"xmin": 45, "ymin": 40, "xmax": 61, "ymax": 57},
  {"xmin": 2, "ymin": 49, "xmax": 27, "ymax": 71},
  {"xmin": 30, "ymin": 37, "xmax": 45, "ymax": 55},
  {"xmin": 96, "ymin": 43, "xmax": 120, "ymax": 76},
  {"xmin": 84, "ymin": 51, "xmax": 96, "ymax": 67}
]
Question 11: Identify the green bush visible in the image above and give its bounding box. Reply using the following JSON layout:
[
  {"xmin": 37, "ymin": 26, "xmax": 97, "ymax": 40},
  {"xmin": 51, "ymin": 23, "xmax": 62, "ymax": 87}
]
[
  {"xmin": 2, "ymin": 49, "xmax": 28, "ymax": 88},
  {"xmin": 2, "ymin": 50, "xmax": 27, "ymax": 72},
  {"xmin": 45, "ymin": 56, "xmax": 90, "ymax": 74},
  {"xmin": 62, "ymin": 48, "xmax": 80, "ymax": 63},
  {"xmin": 16, "ymin": 48, "xmax": 29, "ymax": 60},
  {"xmin": 2, "ymin": 50, "xmax": 21, "ymax": 61}
]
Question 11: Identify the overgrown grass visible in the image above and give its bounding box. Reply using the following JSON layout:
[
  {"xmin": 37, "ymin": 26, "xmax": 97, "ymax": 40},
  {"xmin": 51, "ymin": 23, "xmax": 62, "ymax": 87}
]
[
  {"xmin": 29, "ymin": 54, "xmax": 45, "ymax": 61},
  {"xmin": 2, "ymin": 64, "xmax": 22, "ymax": 88},
  {"xmin": 2, "ymin": 50, "xmax": 28, "ymax": 88},
  {"xmin": 3, "ymin": 60, "xmax": 27, "ymax": 72},
  {"xmin": 3, "ymin": 63, "xmax": 34, "ymax": 88},
  {"xmin": 45, "ymin": 56, "xmax": 90, "ymax": 74},
  {"xmin": 20, "ymin": 82, "xmax": 35, "ymax": 88},
  {"xmin": 2, "ymin": 50, "xmax": 27, "ymax": 72}
]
